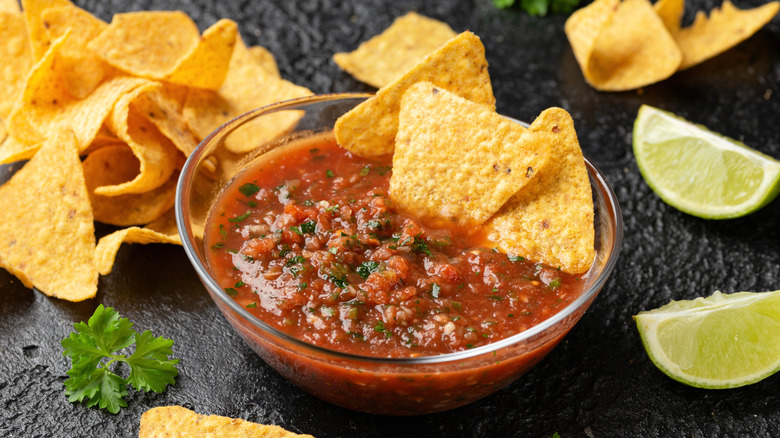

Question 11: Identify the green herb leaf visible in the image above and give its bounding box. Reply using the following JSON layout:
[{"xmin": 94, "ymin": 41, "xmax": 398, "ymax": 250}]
[
  {"xmin": 356, "ymin": 261, "xmax": 379, "ymax": 279},
  {"xmin": 228, "ymin": 211, "xmax": 250, "ymax": 223},
  {"xmin": 493, "ymin": 0, "xmax": 516, "ymax": 8},
  {"xmin": 61, "ymin": 305, "xmax": 178, "ymax": 414},
  {"xmin": 412, "ymin": 237, "xmax": 431, "ymax": 256},
  {"xmin": 238, "ymin": 183, "xmax": 260, "ymax": 197}
]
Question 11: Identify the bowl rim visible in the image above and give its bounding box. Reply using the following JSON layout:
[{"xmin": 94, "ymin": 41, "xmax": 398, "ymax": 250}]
[{"xmin": 176, "ymin": 92, "xmax": 624, "ymax": 366}]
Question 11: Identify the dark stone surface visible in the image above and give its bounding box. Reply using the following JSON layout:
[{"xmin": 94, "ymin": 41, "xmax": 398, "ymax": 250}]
[{"xmin": 1, "ymin": 0, "xmax": 779, "ymax": 437}]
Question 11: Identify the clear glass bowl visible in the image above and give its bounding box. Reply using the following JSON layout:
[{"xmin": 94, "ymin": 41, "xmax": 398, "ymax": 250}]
[{"xmin": 176, "ymin": 93, "xmax": 623, "ymax": 415}]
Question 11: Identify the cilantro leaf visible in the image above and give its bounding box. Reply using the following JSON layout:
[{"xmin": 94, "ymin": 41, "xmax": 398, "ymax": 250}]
[
  {"xmin": 493, "ymin": 0, "xmax": 579, "ymax": 15},
  {"xmin": 493, "ymin": 0, "xmax": 516, "ymax": 7},
  {"xmin": 61, "ymin": 305, "xmax": 178, "ymax": 414}
]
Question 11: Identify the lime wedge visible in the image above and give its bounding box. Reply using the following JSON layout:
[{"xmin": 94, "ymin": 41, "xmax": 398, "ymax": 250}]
[
  {"xmin": 635, "ymin": 290, "xmax": 780, "ymax": 389},
  {"xmin": 633, "ymin": 105, "xmax": 780, "ymax": 219}
]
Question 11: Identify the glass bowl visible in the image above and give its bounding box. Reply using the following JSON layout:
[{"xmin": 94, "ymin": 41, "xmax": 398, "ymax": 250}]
[{"xmin": 176, "ymin": 93, "xmax": 623, "ymax": 415}]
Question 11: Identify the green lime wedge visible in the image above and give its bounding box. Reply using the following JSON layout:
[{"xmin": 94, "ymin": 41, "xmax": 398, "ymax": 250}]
[
  {"xmin": 633, "ymin": 105, "xmax": 780, "ymax": 219},
  {"xmin": 635, "ymin": 290, "xmax": 780, "ymax": 389}
]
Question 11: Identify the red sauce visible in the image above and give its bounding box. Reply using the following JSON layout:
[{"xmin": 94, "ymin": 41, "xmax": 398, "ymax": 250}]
[{"xmin": 205, "ymin": 136, "xmax": 586, "ymax": 358}]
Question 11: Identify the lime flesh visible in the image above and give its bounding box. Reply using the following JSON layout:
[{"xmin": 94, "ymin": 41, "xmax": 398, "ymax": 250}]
[
  {"xmin": 635, "ymin": 290, "xmax": 780, "ymax": 389},
  {"xmin": 633, "ymin": 105, "xmax": 780, "ymax": 219}
]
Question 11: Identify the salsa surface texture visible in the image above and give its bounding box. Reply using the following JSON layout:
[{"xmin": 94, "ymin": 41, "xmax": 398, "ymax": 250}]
[{"xmin": 205, "ymin": 135, "xmax": 586, "ymax": 357}]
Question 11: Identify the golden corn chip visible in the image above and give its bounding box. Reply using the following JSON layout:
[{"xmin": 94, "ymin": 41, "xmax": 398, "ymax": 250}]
[
  {"xmin": 83, "ymin": 145, "xmax": 177, "ymax": 226},
  {"xmin": 163, "ymin": 18, "xmax": 238, "ymax": 90},
  {"xmin": 565, "ymin": 0, "xmax": 681, "ymax": 91},
  {"xmin": 87, "ymin": 11, "xmax": 198, "ymax": 78},
  {"xmin": 21, "ymin": 0, "xmax": 72, "ymax": 60},
  {"xmin": 671, "ymin": 1, "xmax": 780, "ymax": 70},
  {"xmin": 248, "ymin": 45, "xmax": 280, "ymax": 77},
  {"xmin": 95, "ymin": 226, "xmax": 180, "ymax": 276},
  {"xmin": 653, "ymin": 0, "xmax": 684, "ymax": 31},
  {"xmin": 485, "ymin": 108, "xmax": 595, "ymax": 274},
  {"xmin": 333, "ymin": 12, "xmax": 457, "ymax": 88},
  {"xmin": 7, "ymin": 32, "xmax": 153, "ymax": 151},
  {"xmin": 0, "ymin": 11, "xmax": 33, "ymax": 119},
  {"xmin": 144, "ymin": 208, "xmax": 180, "ymax": 241},
  {"xmin": 0, "ymin": 134, "xmax": 38, "ymax": 164},
  {"xmin": 0, "ymin": 129, "xmax": 97, "ymax": 301},
  {"xmin": 390, "ymin": 82, "xmax": 550, "ymax": 226},
  {"xmin": 183, "ymin": 37, "xmax": 312, "ymax": 153},
  {"xmin": 97, "ymin": 82, "xmax": 180, "ymax": 196},
  {"xmin": 334, "ymin": 31, "xmax": 495, "ymax": 157},
  {"xmin": 87, "ymin": 12, "xmax": 237, "ymax": 90},
  {"xmin": 132, "ymin": 87, "xmax": 199, "ymax": 156},
  {"xmin": 39, "ymin": 4, "xmax": 109, "ymax": 98},
  {"xmin": 0, "ymin": 120, "xmax": 6, "ymax": 145},
  {"xmin": 0, "ymin": 0, "xmax": 19, "ymax": 13},
  {"xmin": 139, "ymin": 406, "xmax": 314, "ymax": 438}
]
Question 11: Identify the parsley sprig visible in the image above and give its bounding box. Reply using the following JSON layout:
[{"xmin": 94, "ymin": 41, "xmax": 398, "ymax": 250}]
[
  {"xmin": 61, "ymin": 305, "xmax": 179, "ymax": 414},
  {"xmin": 493, "ymin": 0, "xmax": 580, "ymax": 16}
]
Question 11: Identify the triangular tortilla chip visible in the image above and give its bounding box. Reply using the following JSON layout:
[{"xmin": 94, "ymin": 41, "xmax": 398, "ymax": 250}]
[
  {"xmin": 248, "ymin": 45, "xmax": 279, "ymax": 77},
  {"xmin": 139, "ymin": 406, "xmax": 314, "ymax": 438},
  {"xmin": 0, "ymin": 11, "xmax": 33, "ymax": 119},
  {"xmin": 131, "ymin": 86, "xmax": 199, "ymax": 156},
  {"xmin": 95, "ymin": 226, "xmax": 181, "ymax": 276},
  {"xmin": 83, "ymin": 145, "xmax": 177, "ymax": 226},
  {"xmin": 0, "ymin": 0, "xmax": 20, "ymax": 13},
  {"xmin": 334, "ymin": 31, "xmax": 495, "ymax": 156},
  {"xmin": 0, "ymin": 129, "xmax": 97, "ymax": 300},
  {"xmin": 485, "ymin": 108, "xmax": 595, "ymax": 274},
  {"xmin": 653, "ymin": 0, "xmax": 684, "ymax": 32},
  {"xmin": 21, "ymin": 0, "xmax": 72, "ymax": 60},
  {"xmin": 144, "ymin": 208, "xmax": 180, "ymax": 240},
  {"xmin": 39, "ymin": 3, "xmax": 110, "ymax": 99},
  {"xmin": 97, "ymin": 82, "xmax": 181, "ymax": 196},
  {"xmin": 670, "ymin": 1, "xmax": 779, "ymax": 70},
  {"xmin": 565, "ymin": 0, "xmax": 681, "ymax": 91},
  {"xmin": 6, "ymin": 31, "xmax": 153, "ymax": 151},
  {"xmin": 390, "ymin": 82, "xmax": 550, "ymax": 226},
  {"xmin": 333, "ymin": 12, "xmax": 457, "ymax": 88},
  {"xmin": 182, "ymin": 37, "xmax": 312, "ymax": 153},
  {"xmin": 87, "ymin": 12, "xmax": 237, "ymax": 90}
]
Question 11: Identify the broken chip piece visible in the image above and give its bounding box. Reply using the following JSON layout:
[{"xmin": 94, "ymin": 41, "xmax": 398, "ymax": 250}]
[
  {"xmin": 485, "ymin": 107, "xmax": 595, "ymax": 274},
  {"xmin": 333, "ymin": 12, "xmax": 457, "ymax": 88},
  {"xmin": 565, "ymin": 0, "xmax": 682, "ymax": 91},
  {"xmin": 138, "ymin": 406, "xmax": 314, "ymax": 438},
  {"xmin": 0, "ymin": 129, "xmax": 98, "ymax": 301},
  {"xmin": 390, "ymin": 82, "xmax": 550, "ymax": 227},
  {"xmin": 334, "ymin": 31, "xmax": 495, "ymax": 157}
]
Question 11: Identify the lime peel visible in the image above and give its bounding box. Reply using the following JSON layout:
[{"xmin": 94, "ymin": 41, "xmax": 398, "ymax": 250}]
[
  {"xmin": 635, "ymin": 290, "xmax": 780, "ymax": 389},
  {"xmin": 633, "ymin": 105, "xmax": 780, "ymax": 219}
]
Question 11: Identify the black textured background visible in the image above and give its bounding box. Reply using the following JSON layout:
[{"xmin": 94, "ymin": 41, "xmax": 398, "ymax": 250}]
[{"xmin": 2, "ymin": 0, "xmax": 780, "ymax": 437}]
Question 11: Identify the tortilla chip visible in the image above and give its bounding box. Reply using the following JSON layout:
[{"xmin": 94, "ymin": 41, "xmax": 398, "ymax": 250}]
[
  {"xmin": 6, "ymin": 32, "xmax": 153, "ymax": 150},
  {"xmin": 653, "ymin": 0, "xmax": 684, "ymax": 32},
  {"xmin": 39, "ymin": 3, "xmax": 109, "ymax": 98},
  {"xmin": 183, "ymin": 37, "xmax": 312, "ymax": 153},
  {"xmin": 144, "ymin": 208, "xmax": 180, "ymax": 241},
  {"xmin": 672, "ymin": 1, "xmax": 780, "ymax": 70},
  {"xmin": 390, "ymin": 82, "xmax": 550, "ymax": 226},
  {"xmin": 248, "ymin": 45, "xmax": 280, "ymax": 77},
  {"xmin": 485, "ymin": 108, "xmax": 595, "ymax": 274},
  {"xmin": 21, "ymin": 0, "xmax": 72, "ymax": 60},
  {"xmin": 87, "ymin": 12, "xmax": 236, "ymax": 90},
  {"xmin": 0, "ymin": 129, "xmax": 97, "ymax": 300},
  {"xmin": 97, "ymin": 83, "xmax": 181, "ymax": 196},
  {"xmin": 132, "ymin": 86, "xmax": 199, "ymax": 156},
  {"xmin": 163, "ymin": 18, "xmax": 238, "ymax": 90},
  {"xmin": 334, "ymin": 31, "xmax": 495, "ymax": 157},
  {"xmin": 83, "ymin": 145, "xmax": 177, "ymax": 226},
  {"xmin": 0, "ymin": 11, "xmax": 33, "ymax": 119},
  {"xmin": 565, "ymin": 0, "xmax": 681, "ymax": 91},
  {"xmin": 0, "ymin": 134, "xmax": 38, "ymax": 164},
  {"xmin": 333, "ymin": 12, "xmax": 456, "ymax": 88},
  {"xmin": 139, "ymin": 406, "xmax": 314, "ymax": 438},
  {"xmin": 87, "ymin": 11, "xmax": 198, "ymax": 78},
  {"xmin": 95, "ymin": 226, "xmax": 180, "ymax": 275},
  {"xmin": 0, "ymin": 0, "xmax": 19, "ymax": 13}
]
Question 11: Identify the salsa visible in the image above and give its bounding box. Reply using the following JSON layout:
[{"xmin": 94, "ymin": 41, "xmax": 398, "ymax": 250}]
[{"xmin": 204, "ymin": 135, "xmax": 587, "ymax": 358}]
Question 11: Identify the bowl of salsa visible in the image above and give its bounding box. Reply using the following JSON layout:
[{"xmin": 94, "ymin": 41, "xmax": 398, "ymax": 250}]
[{"xmin": 176, "ymin": 93, "xmax": 622, "ymax": 415}]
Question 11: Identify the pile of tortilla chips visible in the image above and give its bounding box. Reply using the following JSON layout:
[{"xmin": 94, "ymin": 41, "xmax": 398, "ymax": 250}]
[
  {"xmin": 335, "ymin": 31, "xmax": 595, "ymax": 274},
  {"xmin": 139, "ymin": 406, "xmax": 314, "ymax": 438},
  {"xmin": 0, "ymin": 0, "xmax": 311, "ymax": 301},
  {"xmin": 565, "ymin": 0, "xmax": 780, "ymax": 91}
]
